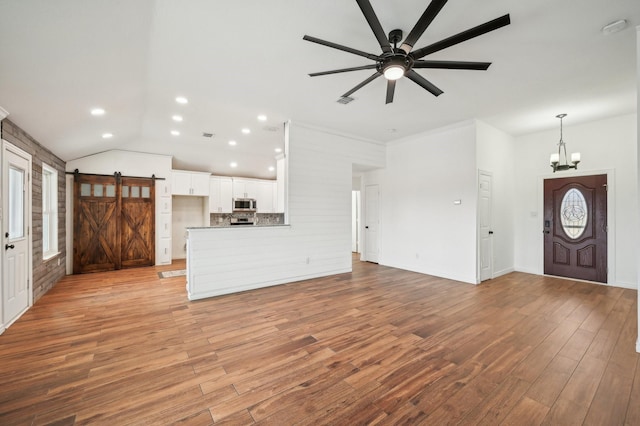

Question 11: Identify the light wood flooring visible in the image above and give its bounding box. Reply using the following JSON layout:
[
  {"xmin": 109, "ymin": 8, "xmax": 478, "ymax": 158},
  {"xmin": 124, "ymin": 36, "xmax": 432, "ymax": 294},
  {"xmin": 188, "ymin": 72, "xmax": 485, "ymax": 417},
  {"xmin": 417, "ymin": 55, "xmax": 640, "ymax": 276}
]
[{"xmin": 0, "ymin": 257, "xmax": 639, "ymax": 425}]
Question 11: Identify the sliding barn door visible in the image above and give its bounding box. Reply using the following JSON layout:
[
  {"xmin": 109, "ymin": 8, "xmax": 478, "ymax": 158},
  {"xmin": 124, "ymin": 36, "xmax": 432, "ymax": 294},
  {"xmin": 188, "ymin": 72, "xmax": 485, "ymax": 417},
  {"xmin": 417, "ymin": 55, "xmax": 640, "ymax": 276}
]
[
  {"xmin": 120, "ymin": 177, "xmax": 155, "ymax": 268},
  {"xmin": 74, "ymin": 175, "xmax": 120, "ymax": 273},
  {"xmin": 74, "ymin": 174, "xmax": 155, "ymax": 273}
]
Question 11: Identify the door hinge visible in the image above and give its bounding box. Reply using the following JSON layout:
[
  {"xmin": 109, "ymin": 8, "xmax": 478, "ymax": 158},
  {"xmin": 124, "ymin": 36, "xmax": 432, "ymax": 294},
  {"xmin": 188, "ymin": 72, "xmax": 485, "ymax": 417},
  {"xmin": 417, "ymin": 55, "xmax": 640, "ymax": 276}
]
[{"xmin": 603, "ymin": 183, "xmax": 608, "ymax": 191}]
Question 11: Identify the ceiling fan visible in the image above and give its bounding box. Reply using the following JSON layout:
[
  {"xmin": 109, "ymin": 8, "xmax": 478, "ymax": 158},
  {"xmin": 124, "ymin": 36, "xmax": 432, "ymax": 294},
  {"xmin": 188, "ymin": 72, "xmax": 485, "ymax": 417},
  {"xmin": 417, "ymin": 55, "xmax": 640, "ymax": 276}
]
[{"xmin": 303, "ymin": 0, "xmax": 511, "ymax": 104}]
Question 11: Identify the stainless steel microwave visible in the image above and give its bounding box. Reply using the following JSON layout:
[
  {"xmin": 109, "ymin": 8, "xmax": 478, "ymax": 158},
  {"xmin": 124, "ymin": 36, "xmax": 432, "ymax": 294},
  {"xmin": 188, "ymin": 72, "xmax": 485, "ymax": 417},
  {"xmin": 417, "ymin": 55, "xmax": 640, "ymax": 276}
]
[{"xmin": 233, "ymin": 198, "xmax": 257, "ymax": 212}]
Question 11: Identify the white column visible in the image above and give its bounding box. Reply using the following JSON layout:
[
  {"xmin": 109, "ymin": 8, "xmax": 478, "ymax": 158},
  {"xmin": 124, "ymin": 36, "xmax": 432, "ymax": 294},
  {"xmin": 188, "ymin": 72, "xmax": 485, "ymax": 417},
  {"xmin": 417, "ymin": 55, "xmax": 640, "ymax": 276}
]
[{"xmin": 636, "ymin": 25, "xmax": 640, "ymax": 353}]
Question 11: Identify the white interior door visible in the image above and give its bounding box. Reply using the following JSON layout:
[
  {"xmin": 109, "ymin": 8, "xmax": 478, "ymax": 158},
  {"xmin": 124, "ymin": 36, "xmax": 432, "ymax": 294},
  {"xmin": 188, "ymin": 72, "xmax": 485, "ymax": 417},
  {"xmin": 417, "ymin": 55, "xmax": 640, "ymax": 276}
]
[
  {"xmin": 351, "ymin": 191, "xmax": 360, "ymax": 253},
  {"xmin": 365, "ymin": 184, "xmax": 379, "ymax": 263},
  {"xmin": 2, "ymin": 142, "xmax": 32, "ymax": 326},
  {"xmin": 479, "ymin": 171, "xmax": 493, "ymax": 281}
]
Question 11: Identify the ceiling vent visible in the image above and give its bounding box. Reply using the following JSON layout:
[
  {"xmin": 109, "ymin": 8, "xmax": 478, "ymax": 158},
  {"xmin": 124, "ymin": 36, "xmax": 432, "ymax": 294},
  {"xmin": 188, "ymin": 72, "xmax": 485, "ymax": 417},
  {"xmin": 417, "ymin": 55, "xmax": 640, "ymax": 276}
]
[
  {"xmin": 202, "ymin": 132, "xmax": 215, "ymax": 138},
  {"xmin": 337, "ymin": 96, "xmax": 355, "ymax": 105},
  {"xmin": 263, "ymin": 125, "xmax": 280, "ymax": 132}
]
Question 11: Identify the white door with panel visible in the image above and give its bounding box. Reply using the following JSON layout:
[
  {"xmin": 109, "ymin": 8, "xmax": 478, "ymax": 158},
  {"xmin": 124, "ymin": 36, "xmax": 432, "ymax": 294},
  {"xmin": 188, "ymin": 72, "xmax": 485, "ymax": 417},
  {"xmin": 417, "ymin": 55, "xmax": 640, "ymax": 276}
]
[
  {"xmin": 2, "ymin": 142, "xmax": 32, "ymax": 327},
  {"xmin": 479, "ymin": 171, "xmax": 493, "ymax": 281},
  {"xmin": 364, "ymin": 185, "xmax": 379, "ymax": 263}
]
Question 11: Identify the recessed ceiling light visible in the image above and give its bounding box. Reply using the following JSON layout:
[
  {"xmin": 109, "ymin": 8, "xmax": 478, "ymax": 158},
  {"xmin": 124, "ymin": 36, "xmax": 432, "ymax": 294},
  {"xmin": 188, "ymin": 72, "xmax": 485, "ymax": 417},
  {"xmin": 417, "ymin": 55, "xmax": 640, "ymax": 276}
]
[
  {"xmin": 228, "ymin": 140, "xmax": 237, "ymax": 146},
  {"xmin": 275, "ymin": 148, "xmax": 282, "ymax": 153},
  {"xmin": 268, "ymin": 166, "xmax": 275, "ymax": 172},
  {"xmin": 175, "ymin": 96, "xmax": 188, "ymax": 104},
  {"xmin": 241, "ymin": 128, "xmax": 251, "ymax": 134},
  {"xmin": 257, "ymin": 114, "xmax": 267, "ymax": 122},
  {"xmin": 102, "ymin": 133, "xmax": 113, "ymax": 139},
  {"xmin": 172, "ymin": 115, "xmax": 183, "ymax": 122},
  {"xmin": 91, "ymin": 108, "xmax": 105, "ymax": 116},
  {"xmin": 230, "ymin": 162, "xmax": 238, "ymax": 168},
  {"xmin": 171, "ymin": 130, "xmax": 180, "ymax": 136}
]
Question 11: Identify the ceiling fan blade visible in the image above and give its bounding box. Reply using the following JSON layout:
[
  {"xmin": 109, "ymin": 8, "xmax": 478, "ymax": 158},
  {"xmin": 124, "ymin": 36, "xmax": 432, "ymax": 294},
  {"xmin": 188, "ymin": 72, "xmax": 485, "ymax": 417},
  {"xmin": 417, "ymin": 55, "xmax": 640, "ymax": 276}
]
[
  {"xmin": 411, "ymin": 14, "xmax": 511, "ymax": 60},
  {"xmin": 303, "ymin": 35, "xmax": 379, "ymax": 60},
  {"xmin": 309, "ymin": 64, "xmax": 378, "ymax": 77},
  {"xmin": 385, "ymin": 80, "xmax": 396, "ymax": 104},
  {"xmin": 355, "ymin": 0, "xmax": 393, "ymax": 54},
  {"xmin": 406, "ymin": 70, "xmax": 443, "ymax": 97},
  {"xmin": 413, "ymin": 60, "xmax": 491, "ymax": 70},
  {"xmin": 342, "ymin": 72, "xmax": 382, "ymax": 98},
  {"xmin": 400, "ymin": 0, "xmax": 448, "ymax": 53}
]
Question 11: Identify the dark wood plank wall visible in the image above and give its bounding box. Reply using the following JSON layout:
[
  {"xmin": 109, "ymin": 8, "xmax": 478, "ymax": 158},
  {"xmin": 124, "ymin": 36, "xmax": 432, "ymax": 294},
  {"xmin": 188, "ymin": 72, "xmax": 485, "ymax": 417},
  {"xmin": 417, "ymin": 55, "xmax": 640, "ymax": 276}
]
[{"xmin": 0, "ymin": 257, "xmax": 638, "ymax": 425}]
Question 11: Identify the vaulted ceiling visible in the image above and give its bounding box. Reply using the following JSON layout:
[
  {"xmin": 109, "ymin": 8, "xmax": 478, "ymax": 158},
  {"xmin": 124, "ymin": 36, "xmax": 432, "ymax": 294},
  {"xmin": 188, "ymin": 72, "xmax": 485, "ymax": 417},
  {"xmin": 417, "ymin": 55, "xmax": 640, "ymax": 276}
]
[{"xmin": 0, "ymin": 0, "xmax": 638, "ymax": 178}]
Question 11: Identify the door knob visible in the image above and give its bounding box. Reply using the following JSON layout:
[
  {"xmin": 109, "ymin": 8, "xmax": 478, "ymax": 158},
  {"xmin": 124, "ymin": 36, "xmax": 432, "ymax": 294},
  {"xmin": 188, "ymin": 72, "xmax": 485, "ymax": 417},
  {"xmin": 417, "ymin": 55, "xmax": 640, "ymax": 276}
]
[
  {"xmin": 365, "ymin": 226, "xmax": 369, "ymax": 229},
  {"xmin": 5, "ymin": 244, "xmax": 15, "ymax": 250},
  {"xmin": 488, "ymin": 231, "xmax": 494, "ymax": 235}
]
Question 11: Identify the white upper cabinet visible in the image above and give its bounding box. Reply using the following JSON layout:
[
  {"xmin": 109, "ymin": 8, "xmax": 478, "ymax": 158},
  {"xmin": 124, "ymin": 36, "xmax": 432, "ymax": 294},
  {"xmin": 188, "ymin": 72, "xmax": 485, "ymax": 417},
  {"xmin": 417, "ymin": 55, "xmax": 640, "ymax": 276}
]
[
  {"xmin": 232, "ymin": 178, "xmax": 258, "ymax": 199},
  {"xmin": 256, "ymin": 180, "xmax": 275, "ymax": 213},
  {"xmin": 231, "ymin": 177, "xmax": 276, "ymax": 212},
  {"xmin": 172, "ymin": 170, "xmax": 210, "ymax": 196},
  {"xmin": 209, "ymin": 176, "xmax": 233, "ymax": 213}
]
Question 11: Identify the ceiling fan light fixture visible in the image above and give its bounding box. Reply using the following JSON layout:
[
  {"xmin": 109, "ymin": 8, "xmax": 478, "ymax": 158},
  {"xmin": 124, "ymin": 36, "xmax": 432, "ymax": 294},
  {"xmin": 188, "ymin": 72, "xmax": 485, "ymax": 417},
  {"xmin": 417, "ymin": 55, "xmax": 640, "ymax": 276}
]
[{"xmin": 383, "ymin": 65, "xmax": 405, "ymax": 80}]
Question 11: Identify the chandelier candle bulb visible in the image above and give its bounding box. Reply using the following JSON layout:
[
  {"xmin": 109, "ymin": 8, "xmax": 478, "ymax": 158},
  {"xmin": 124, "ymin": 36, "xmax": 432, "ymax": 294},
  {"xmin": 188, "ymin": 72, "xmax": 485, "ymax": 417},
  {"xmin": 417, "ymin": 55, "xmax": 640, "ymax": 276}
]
[
  {"xmin": 571, "ymin": 152, "xmax": 581, "ymax": 163},
  {"xmin": 550, "ymin": 153, "xmax": 560, "ymax": 165}
]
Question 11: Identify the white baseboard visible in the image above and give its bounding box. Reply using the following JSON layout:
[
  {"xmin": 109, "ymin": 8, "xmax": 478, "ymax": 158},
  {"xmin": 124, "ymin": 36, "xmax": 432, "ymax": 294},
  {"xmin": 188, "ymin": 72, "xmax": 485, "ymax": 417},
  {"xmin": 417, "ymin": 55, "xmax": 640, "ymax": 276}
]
[{"xmin": 493, "ymin": 267, "xmax": 515, "ymax": 279}]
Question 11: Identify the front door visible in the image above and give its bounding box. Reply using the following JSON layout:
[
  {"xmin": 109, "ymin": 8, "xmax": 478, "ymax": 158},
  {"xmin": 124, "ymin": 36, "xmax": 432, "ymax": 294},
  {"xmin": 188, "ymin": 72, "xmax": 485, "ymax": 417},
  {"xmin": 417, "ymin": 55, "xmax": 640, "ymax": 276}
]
[
  {"xmin": 2, "ymin": 142, "xmax": 31, "ymax": 325},
  {"xmin": 543, "ymin": 174, "xmax": 607, "ymax": 283}
]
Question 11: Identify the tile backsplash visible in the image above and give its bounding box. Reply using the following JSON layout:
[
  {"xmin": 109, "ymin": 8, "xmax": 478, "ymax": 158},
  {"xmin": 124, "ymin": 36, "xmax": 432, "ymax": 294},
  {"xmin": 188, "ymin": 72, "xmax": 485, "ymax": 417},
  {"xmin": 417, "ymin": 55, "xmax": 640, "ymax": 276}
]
[{"xmin": 210, "ymin": 212, "xmax": 285, "ymax": 226}]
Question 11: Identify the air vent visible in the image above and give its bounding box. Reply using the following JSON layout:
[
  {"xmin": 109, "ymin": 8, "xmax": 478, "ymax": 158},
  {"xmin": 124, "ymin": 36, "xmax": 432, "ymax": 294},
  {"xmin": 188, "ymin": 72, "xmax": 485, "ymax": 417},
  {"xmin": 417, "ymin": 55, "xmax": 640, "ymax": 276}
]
[
  {"xmin": 337, "ymin": 96, "xmax": 354, "ymax": 105},
  {"xmin": 202, "ymin": 132, "xmax": 215, "ymax": 138},
  {"xmin": 263, "ymin": 125, "xmax": 280, "ymax": 132}
]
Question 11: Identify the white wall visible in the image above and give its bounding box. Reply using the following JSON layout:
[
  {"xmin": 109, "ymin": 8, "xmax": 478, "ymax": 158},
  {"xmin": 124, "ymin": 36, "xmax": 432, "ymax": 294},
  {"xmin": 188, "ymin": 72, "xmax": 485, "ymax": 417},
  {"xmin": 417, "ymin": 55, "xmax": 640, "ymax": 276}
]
[
  {"xmin": 376, "ymin": 121, "xmax": 479, "ymax": 284},
  {"xmin": 66, "ymin": 150, "xmax": 172, "ymax": 178},
  {"xmin": 186, "ymin": 123, "xmax": 386, "ymax": 300},
  {"xmin": 514, "ymin": 113, "xmax": 637, "ymax": 288},
  {"xmin": 476, "ymin": 120, "xmax": 516, "ymax": 279},
  {"xmin": 636, "ymin": 25, "xmax": 639, "ymax": 352}
]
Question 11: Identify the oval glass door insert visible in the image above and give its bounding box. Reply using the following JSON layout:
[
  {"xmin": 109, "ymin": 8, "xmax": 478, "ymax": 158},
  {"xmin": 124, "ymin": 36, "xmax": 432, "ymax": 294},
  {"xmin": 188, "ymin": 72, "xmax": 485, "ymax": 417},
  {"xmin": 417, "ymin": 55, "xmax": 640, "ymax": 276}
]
[{"xmin": 561, "ymin": 188, "xmax": 587, "ymax": 239}]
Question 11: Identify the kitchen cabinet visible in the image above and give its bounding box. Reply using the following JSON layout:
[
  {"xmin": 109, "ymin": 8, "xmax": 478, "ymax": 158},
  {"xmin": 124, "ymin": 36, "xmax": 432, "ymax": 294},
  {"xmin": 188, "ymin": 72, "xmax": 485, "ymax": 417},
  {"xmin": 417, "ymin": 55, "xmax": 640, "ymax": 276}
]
[
  {"xmin": 256, "ymin": 180, "xmax": 276, "ymax": 213},
  {"xmin": 232, "ymin": 178, "xmax": 258, "ymax": 199},
  {"xmin": 156, "ymin": 179, "xmax": 172, "ymax": 265},
  {"xmin": 172, "ymin": 170, "xmax": 210, "ymax": 196},
  {"xmin": 209, "ymin": 176, "xmax": 233, "ymax": 213}
]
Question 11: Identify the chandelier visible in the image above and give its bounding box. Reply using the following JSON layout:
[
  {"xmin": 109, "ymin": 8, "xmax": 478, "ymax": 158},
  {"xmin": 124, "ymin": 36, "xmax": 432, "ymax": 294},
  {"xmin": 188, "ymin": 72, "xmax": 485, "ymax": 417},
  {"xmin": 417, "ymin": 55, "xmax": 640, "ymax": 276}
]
[{"xmin": 550, "ymin": 113, "xmax": 580, "ymax": 172}]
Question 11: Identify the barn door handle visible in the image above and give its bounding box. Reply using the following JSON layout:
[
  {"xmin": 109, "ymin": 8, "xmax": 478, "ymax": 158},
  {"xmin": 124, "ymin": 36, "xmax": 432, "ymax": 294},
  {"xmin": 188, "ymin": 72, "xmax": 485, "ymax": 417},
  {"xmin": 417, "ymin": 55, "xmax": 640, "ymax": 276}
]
[
  {"xmin": 543, "ymin": 230, "xmax": 549, "ymax": 234},
  {"xmin": 5, "ymin": 244, "xmax": 15, "ymax": 250}
]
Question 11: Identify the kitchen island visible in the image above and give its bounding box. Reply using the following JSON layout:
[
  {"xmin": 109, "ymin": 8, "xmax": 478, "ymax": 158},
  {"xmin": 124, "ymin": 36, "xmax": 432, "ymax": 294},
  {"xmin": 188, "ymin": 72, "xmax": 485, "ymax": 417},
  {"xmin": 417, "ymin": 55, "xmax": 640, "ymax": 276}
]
[{"xmin": 185, "ymin": 224, "xmax": 351, "ymax": 300}]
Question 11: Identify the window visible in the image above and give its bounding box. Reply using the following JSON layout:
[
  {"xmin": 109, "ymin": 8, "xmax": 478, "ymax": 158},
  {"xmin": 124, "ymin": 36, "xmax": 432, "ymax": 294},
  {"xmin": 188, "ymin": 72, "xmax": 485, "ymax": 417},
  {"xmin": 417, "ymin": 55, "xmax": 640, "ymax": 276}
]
[{"xmin": 42, "ymin": 163, "xmax": 58, "ymax": 259}]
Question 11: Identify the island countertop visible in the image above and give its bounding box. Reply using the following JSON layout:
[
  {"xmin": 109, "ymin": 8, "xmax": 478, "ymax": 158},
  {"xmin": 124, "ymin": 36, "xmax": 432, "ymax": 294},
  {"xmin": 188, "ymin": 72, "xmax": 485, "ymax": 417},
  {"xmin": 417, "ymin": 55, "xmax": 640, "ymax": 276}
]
[{"xmin": 186, "ymin": 224, "xmax": 290, "ymax": 229}]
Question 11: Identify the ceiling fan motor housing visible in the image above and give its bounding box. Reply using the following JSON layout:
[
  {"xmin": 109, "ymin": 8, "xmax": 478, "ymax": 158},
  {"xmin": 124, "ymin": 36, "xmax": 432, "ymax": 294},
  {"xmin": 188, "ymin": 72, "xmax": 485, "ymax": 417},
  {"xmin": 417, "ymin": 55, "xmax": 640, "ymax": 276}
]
[{"xmin": 378, "ymin": 54, "xmax": 413, "ymax": 75}]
